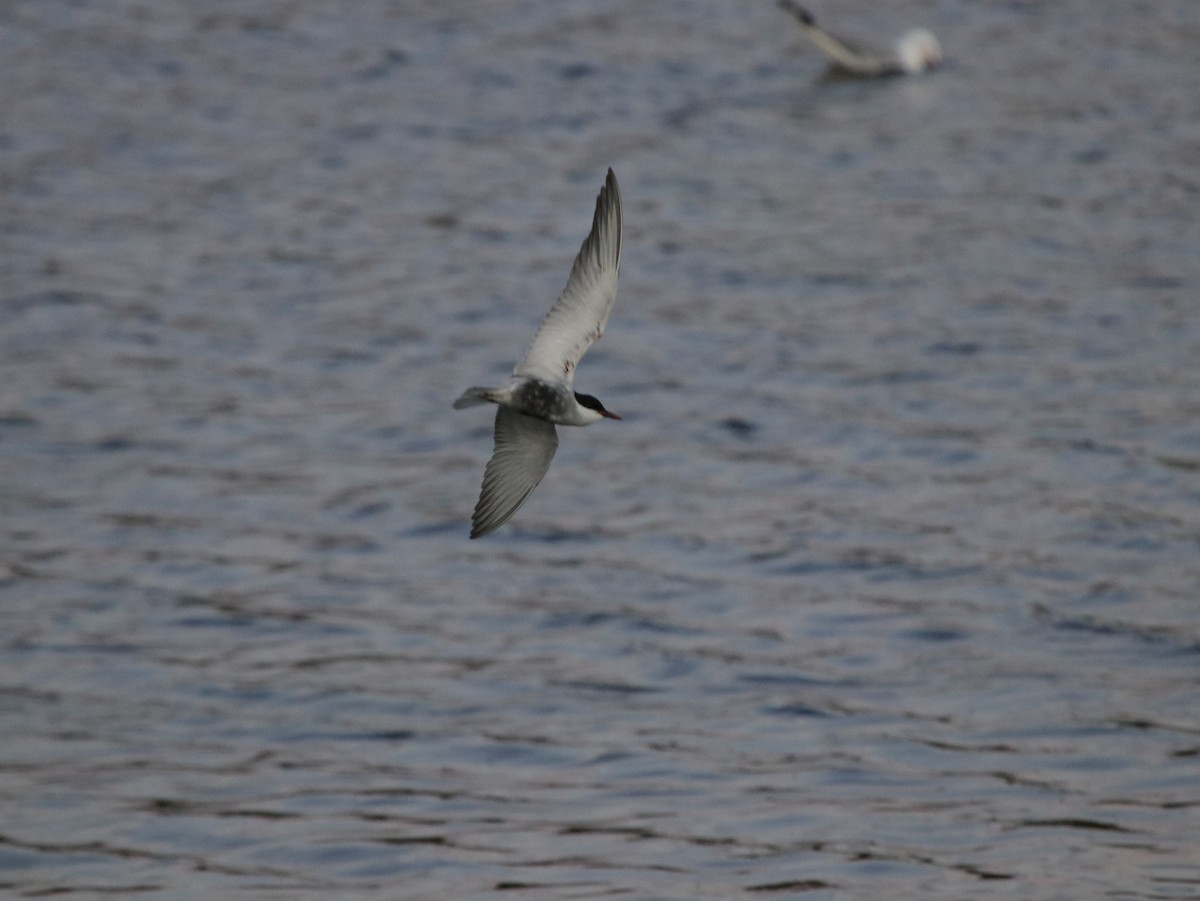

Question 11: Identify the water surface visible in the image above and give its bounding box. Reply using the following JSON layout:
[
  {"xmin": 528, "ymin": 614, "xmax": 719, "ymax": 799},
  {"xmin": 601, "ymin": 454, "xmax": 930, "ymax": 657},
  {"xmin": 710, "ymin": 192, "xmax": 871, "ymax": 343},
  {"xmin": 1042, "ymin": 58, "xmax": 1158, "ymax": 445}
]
[{"xmin": 2, "ymin": 1, "xmax": 1199, "ymax": 898}]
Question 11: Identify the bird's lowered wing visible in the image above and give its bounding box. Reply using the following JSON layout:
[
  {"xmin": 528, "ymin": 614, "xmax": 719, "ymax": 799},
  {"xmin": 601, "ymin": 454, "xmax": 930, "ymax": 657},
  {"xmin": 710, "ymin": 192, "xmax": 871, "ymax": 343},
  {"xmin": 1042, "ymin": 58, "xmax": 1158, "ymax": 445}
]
[{"xmin": 470, "ymin": 407, "xmax": 560, "ymax": 538}]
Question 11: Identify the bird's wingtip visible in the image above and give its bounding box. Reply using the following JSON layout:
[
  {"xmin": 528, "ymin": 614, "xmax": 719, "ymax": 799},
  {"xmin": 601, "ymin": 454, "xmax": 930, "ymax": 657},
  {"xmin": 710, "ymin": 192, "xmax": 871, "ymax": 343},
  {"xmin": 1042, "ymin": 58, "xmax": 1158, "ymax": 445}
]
[{"xmin": 778, "ymin": 0, "xmax": 815, "ymax": 26}]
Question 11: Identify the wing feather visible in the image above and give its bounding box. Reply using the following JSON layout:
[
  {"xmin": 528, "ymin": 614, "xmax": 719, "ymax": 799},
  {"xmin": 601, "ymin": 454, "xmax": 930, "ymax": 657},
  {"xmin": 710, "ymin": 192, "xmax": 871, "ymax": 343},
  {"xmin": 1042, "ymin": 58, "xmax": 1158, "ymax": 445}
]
[
  {"xmin": 778, "ymin": 0, "xmax": 896, "ymax": 76},
  {"xmin": 470, "ymin": 407, "xmax": 559, "ymax": 538},
  {"xmin": 515, "ymin": 169, "xmax": 622, "ymax": 386}
]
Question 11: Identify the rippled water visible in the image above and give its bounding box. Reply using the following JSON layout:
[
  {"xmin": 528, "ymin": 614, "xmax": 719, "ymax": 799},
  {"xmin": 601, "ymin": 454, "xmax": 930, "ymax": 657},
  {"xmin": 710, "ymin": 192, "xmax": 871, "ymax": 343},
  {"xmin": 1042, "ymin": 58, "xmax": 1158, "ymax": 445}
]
[{"xmin": 2, "ymin": 1, "xmax": 1199, "ymax": 898}]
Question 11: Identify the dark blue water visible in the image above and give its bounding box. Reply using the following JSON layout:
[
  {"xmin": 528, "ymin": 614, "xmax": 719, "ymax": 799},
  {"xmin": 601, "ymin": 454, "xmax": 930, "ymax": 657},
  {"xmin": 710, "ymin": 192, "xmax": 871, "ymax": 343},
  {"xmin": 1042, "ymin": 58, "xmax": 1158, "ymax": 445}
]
[{"xmin": 2, "ymin": 1, "xmax": 1199, "ymax": 898}]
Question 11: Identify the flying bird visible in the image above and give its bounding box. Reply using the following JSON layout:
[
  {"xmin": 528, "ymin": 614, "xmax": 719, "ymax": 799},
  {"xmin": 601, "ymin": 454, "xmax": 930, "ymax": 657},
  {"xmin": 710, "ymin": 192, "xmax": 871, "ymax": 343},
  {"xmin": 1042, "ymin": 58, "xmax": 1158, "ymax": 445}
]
[
  {"xmin": 453, "ymin": 169, "xmax": 623, "ymax": 539},
  {"xmin": 778, "ymin": 0, "xmax": 942, "ymax": 77}
]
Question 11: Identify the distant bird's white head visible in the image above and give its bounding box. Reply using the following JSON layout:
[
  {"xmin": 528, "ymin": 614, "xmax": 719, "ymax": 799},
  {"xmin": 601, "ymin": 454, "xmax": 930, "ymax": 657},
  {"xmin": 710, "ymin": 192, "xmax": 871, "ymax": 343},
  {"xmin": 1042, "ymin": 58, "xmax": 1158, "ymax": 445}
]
[{"xmin": 895, "ymin": 28, "xmax": 941, "ymax": 74}]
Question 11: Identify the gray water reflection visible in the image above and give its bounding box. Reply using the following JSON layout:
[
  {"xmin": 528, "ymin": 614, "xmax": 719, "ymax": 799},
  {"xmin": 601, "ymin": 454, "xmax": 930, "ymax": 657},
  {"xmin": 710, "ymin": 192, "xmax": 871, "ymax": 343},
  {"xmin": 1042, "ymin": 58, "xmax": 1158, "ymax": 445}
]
[{"xmin": 2, "ymin": 1, "xmax": 1199, "ymax": 898}]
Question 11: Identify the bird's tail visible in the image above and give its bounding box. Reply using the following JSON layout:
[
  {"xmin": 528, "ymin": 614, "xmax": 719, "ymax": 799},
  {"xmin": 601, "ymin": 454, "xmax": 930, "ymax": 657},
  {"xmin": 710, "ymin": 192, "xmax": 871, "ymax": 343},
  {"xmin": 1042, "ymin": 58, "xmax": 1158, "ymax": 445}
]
[{"xmin": 452, "ymin": 387, "xmax": 499, "ymax": 410}]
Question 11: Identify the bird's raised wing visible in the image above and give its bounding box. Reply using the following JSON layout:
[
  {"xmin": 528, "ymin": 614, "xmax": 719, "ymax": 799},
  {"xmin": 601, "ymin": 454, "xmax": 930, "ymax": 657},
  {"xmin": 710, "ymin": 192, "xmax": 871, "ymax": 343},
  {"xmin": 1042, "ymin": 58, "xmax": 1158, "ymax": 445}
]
[
  {"xmin": 470, "ymin": 407, "xmax": 560, "ymax": 538},
  {"xmin": 778, "ymin": 0, "xmax": 895, "ymax": 76},
  {"xmin": 515, "ymin": 169, "xmax": 622, "ymax": 386}
]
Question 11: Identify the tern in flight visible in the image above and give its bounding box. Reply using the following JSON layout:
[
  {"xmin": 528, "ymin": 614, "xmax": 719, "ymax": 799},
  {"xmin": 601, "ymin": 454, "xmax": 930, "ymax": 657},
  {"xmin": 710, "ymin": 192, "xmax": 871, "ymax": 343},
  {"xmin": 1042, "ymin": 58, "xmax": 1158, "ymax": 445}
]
[
  {"xmin": 453, "ymin": 169, "xmax": 623, "ymax": 539},
  {"xmin": 778, "ymin": 0, "xmax": 942, "ymax": 77}
]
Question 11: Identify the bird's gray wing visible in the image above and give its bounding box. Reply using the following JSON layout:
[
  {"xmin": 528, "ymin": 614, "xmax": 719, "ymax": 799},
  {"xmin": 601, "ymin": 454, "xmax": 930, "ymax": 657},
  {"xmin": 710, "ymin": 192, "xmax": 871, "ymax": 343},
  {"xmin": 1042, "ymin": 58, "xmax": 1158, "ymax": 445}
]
[
  {"xmin": 778, "ymin": 0, "xmax": 896, "ymax": 76},
  {"xmin": 470, "ymin": 407, "xmax": 559, "ymax": 538},
  {"xmin": 514, "ymin": 168, "xmax": 622, "ymax": 387}
]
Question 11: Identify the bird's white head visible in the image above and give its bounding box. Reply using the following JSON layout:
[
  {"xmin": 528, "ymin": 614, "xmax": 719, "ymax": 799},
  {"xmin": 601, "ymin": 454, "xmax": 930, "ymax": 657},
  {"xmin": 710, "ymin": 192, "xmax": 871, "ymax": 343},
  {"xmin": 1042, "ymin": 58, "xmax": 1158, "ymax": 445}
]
[{"xmin": 896, "ymin": 28, "xmax": 941, "ymax": 74}]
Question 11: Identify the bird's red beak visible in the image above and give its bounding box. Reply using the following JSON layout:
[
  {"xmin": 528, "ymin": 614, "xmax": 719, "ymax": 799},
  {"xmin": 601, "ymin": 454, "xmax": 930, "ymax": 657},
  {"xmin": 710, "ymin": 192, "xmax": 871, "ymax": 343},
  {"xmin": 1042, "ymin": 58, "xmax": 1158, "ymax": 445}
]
[{"xmin": 602, "ymin": 410, "xmax": 622, "ymax": 420}]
